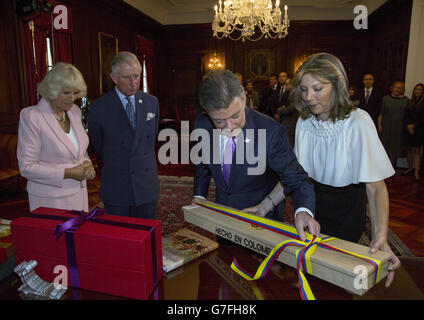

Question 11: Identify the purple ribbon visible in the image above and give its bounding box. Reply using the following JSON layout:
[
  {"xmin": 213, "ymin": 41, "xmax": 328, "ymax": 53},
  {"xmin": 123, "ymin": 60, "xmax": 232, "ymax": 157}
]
[{"xmin": 53, "ymin": 207, "xmax": 103, "ymax": 240}]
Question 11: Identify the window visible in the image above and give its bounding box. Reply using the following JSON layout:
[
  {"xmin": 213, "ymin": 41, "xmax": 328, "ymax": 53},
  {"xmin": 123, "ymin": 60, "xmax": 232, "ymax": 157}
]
[
  {"xmin": 46, "ymin": 36, "xmax": 54, "ymax": 71},
  {"xmin": 142, "ymin": 57, "xmax": 149, "ymax": 93}
]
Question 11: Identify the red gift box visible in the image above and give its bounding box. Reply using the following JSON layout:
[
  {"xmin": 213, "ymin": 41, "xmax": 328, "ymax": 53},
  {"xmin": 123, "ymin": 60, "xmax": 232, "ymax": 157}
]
[{"xmin": 11, "ymin": 207, "xmax": 163, "ymax": 299}]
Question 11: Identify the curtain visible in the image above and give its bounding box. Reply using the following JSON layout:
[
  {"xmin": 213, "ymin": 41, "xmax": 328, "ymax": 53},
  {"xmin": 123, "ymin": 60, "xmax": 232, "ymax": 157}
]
[
  {"xmin": 35, "ymin": 27, "xmax": 48, "ymax": 82},
  {"xmin": 22, "ymin": 1, "xmax": 73, "ymax": 105},
  {"xmin": 136, "ymin": 36, "xmax": 154, "ymax": 94},
  {"xmin": 54, "ymin": 32, "xmax": 72, "ymax": 63},
  {"xmin": 23, "ymin": 23, "xmax": 38, "ymax": 105}
]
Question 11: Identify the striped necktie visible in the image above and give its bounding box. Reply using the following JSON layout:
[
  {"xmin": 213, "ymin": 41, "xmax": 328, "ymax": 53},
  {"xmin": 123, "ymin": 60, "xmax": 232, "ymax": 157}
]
[
  {"xmin": 365, "ymin": 89, "xmax": 370, "ymax": 105},
  {"xmin": 125, "ymin": 96, "xmax": 136, "ymax": 130}
]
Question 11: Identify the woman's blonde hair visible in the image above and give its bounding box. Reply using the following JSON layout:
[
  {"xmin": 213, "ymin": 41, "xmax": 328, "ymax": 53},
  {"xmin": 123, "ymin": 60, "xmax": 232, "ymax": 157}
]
[
  {"xmin": 290, "ymin": 52, "xmax": 353, "ymax": 122},
  {"xmin": 37, "ymin": 62, "xmax": 87, "ymax": 101}
]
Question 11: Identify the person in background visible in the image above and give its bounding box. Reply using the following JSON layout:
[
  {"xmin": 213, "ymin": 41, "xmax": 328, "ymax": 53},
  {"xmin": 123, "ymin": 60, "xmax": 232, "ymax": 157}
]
[
  {"xmin": 275, "ymin": 72, "xmax": 298, "ymax": 147},
  {"xmin": 245, "ymin": 80, "xmax": 260, "ymax": 110},
  {"xmin": 378, "ymin": 81, "xmax": 409, "ymax": 167},
  {"xmin": 259, "ymin": 73, "xmax": 278, "ymax": 116},
  {"xmin": 348, "ymin": 85, "xmax": 360, "ymax": 107},
  {"xmin": 285, "ymin": 77, "xmax": 292, "ymax": 90},
  {"xmin": 404, "ymin": 83, "xmax": 424, "ymax": 181},
  {"xmin": 88, "ymin": 51, "xmax": 160, "ymax": 219},
  {"xmin": 17, "ymin": 62, "xmax": 95, "ymax": 212},
  {"xmin": 357, "ymin": 74, "xmax": 382, "ymax": 127}
]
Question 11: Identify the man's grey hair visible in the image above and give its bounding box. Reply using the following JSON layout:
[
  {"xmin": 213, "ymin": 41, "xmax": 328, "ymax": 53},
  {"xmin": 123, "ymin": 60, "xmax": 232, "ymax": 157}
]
[
  {"xmin": 199, "ymin": 70, "xmax": 245, "ymax": 112},
  {"xmin": 111, "ymin": 51, "xmax": 141, "ymax": 76}
]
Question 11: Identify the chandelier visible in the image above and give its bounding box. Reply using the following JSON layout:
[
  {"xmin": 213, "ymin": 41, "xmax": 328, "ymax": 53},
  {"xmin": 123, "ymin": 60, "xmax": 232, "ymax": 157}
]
[
  {"xmin": 212, "ymin": 0, "xmax": 289, "ymax": 42},
  {"xmin": 208, "ymin": 52, "xmax": 223, "ymax": 69}
]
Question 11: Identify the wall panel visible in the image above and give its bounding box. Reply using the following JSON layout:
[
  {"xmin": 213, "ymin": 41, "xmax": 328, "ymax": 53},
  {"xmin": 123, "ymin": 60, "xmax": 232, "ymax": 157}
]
[{"xmin": 0, "ymin": 0, "xmax": 413, "ymax": 133}]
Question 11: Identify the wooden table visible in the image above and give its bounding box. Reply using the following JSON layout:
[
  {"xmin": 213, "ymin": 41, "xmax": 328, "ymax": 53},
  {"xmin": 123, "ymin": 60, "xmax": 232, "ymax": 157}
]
[{"xmin": 0, "ymin": 245, "xmax": 423, "ymax": 301}]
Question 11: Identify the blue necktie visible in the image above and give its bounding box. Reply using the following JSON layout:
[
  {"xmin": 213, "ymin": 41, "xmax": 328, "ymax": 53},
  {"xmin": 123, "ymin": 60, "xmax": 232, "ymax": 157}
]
[{"xmin": 125, "ymin": 96, "xmax": 136, "ymax": 130}]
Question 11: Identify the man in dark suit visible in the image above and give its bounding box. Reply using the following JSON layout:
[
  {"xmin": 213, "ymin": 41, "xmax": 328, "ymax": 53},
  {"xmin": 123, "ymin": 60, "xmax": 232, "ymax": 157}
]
[
  {"xmin": 273, "ymin": 72, "xmax": 298, "ymax": 147},
  {"xmin": 357, "ymin": 74, "xmax": 382, "ymax": 127},
  {"xmin": 88, "ymin": 51, "xmax": 159, "ymax": 219},
  {"xmin": 259, "ymin": 73, "xmax": 278, "ymax": 116},
  {"xmin": 191, "ymin": 70, "xmax": 319, "ymax": 241}
]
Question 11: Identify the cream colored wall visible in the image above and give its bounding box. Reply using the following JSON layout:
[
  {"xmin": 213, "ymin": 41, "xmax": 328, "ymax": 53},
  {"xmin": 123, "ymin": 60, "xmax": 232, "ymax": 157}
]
[{"xmin": 405, "ymin": 0, "xmax": 424, "ymax": 97}]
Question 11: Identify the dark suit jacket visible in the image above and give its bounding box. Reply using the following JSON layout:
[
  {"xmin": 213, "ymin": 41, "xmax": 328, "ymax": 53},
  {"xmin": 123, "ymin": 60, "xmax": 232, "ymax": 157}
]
[
  {"xmin": 357, "ymin": 88, "xmax": 382, "ymax": 126},
  {"xmin": 263, "ymin": 84, "xmax": 291, "ymax": 117},
  {"xmin": 88, "ymin": 89, "xmax": 160, "ymax": 206},
  {"xmin": 276, "ymin": 85, "xmax": 290, "ymax": 107},
  {"xmin": 193, "ymin": 107, "xmax": 315, "ymax": 220},
  {"xmin": 259, "ymin": 85, "xmax": 279, "ymax": 116}
]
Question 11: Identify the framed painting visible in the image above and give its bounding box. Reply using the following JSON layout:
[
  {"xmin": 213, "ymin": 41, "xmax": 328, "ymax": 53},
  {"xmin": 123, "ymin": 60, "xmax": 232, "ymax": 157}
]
[
  {"xmin": 98, "ymin": 32, "xmax": 118, "ymax": 95},
  {"xmin": 246, "ymin": 49, "xmax": 275, "ymax": 80}
]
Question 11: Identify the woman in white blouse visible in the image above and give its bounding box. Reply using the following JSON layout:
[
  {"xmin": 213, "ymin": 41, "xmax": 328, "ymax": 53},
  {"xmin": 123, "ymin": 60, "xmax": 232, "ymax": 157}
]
[
  {"xmin": 254, "ymin": 53, "xmax": 400, "ymax": 287},
  {"xmin": 17, "ymin": 63, "xmax": 95, "ymax": 212}
]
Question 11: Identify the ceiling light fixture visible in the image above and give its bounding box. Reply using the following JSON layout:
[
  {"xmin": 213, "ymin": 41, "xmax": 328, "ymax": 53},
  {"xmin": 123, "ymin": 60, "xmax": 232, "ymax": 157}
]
[{"xmin": 212, "ymin": 0, "xmax": 289, "ymax": 42}]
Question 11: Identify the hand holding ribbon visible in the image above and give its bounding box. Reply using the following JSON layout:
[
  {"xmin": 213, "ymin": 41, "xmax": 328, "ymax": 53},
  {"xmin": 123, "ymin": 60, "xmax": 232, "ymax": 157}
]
[{"xmin": 295, "ymin": 211, "xmax": 321, "ymax": 242}]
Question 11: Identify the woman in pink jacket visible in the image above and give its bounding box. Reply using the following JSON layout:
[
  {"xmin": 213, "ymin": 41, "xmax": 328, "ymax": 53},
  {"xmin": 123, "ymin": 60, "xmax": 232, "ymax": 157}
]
[{"xmin": 17, "ymin": 62, "xmax": 95, "ymax": 212}]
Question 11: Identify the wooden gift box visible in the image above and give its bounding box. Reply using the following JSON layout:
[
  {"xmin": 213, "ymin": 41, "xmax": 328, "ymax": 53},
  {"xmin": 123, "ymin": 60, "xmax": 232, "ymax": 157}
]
[
  {"xmin": 11, "ymin": 207, "xmax": 162, "ymax": 299},
  {"xmin": 183, "ymin": 201, "xmax": 391, "ymax": 296}
]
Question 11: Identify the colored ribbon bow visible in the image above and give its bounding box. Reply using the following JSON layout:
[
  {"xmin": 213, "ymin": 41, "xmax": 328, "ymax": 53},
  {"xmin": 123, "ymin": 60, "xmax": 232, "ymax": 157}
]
[
  {"xmin": 53, "ymin": 207, "xmax": 103, "ymax": 240},
  {"xmin": 198, "ymin": 202, "xmax": 382, "ymax": 300}
]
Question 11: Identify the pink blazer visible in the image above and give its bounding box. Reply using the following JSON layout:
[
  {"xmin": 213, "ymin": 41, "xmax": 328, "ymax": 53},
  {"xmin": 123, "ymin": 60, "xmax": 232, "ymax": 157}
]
[{"xmin": 17, "ymin": 98, "xmax": 91, "ymax": 197}]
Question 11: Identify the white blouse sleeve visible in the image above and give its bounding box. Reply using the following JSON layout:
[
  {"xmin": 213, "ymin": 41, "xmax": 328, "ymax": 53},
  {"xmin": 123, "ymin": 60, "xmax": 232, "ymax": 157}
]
[{"xmin": 348, "ymin": 109, "xmax": 395, "ymax": 183}]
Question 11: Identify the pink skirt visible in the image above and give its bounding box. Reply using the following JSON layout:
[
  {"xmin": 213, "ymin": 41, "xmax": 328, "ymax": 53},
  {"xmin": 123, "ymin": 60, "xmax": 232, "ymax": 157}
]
[{"xmin": 28, "ymin": 187, "xmax": 89, "ymax": 212}]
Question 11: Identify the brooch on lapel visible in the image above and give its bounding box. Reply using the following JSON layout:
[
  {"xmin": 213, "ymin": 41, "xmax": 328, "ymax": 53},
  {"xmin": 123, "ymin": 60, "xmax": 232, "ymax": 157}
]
[{"xmin": 146, "ymin": 112, "xmax": 156, "ymax": 121}]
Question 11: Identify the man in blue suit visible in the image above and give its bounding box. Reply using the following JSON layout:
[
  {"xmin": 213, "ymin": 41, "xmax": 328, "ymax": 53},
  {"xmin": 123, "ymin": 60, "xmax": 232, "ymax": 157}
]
[
  {"xmin": 88, "ymin": 51, "xmax": 159, "ymax": 219},
  {"xmin": 192, "ymin": 70, "xmax": 319, "ymax": 241}
]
